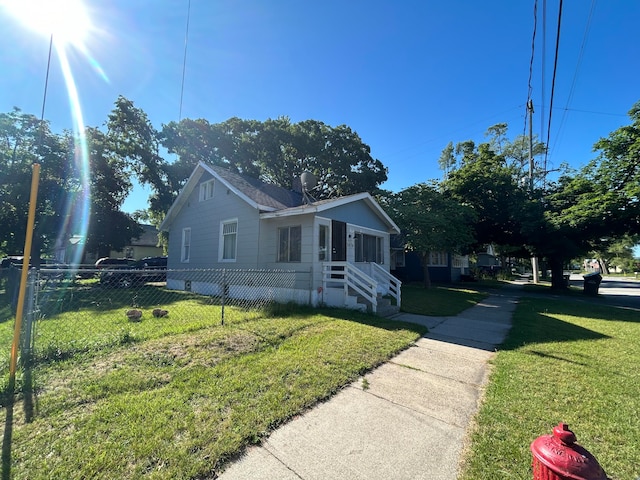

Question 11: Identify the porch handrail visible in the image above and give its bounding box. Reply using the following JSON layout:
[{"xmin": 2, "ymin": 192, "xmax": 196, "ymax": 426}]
[
  {"xmin": 370, "ymin": 262, "xmax": 402, "ymax": 309},
  {"xmin": 322, "ymin": 262, "xmax": 377, "ymax": 312}
]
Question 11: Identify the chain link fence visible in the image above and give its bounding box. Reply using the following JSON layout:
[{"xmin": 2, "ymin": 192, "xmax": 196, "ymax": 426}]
[{"xmin": 1, "ymin": 266, "xmax": 309, "ymax": 386}]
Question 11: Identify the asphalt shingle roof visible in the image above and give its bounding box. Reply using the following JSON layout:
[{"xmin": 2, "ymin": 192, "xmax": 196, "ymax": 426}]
[{"xmin": 209, "ymin": 165, "xmax": 303, "ymax": 210}]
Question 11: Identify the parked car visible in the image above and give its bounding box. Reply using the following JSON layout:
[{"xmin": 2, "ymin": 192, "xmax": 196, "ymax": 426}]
[
  {"xmin": 95, "ymin": 257, "xmax": 134, "ymax": 269},
  {"xmin": 99, "ymin": 256, "xmax": 167, "ymax": 288}
]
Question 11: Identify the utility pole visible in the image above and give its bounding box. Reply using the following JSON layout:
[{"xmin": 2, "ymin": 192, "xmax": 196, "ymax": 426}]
[{"xmin": 528, "ymin": 99, "xmax": 540, "ymax": 284}]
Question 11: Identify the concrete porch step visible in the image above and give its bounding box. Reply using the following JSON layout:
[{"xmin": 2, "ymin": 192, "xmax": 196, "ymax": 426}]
[{"xmin": 355, "ymin": 293, "xmax": 399, "ymax": 316}]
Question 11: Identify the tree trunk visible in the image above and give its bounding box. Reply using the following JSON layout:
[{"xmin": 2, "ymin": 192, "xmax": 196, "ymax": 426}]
[
  {"xmin": 421, "ymin": 252, "xmax": 432, "ymax": 289},
  {"xmin": 597, "ymin": 258, "xmax": 609, "ymax": 274},
  {"xmin": 549, "ymin": 255, "xmax": 567, "ymax": 291},
  {"xmin": 540, "ymin": 259, "xmax": 549, "ymax": 280}
]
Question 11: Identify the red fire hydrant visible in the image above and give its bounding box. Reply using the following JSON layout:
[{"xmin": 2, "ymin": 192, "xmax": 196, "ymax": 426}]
[{"xmin": 530, "ymin": 423, "xmax": 608, "ymax": 480}]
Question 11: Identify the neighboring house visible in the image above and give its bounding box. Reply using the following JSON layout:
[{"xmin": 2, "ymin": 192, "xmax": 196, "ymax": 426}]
[
  {"xmin": 159, "ymin": 162, "xmax": 401, "ymax": 312},
  {"xmin": 392, "ymin": 251, "xmax": 470, "ymax": 283},
  {"xmin": 109, "ymin": 224, "xmax": 163, "ymax": 260},
  {"xmin": 477, "ymin": 252, "xmax": 500, "ymax": 269},
  {"xmin": 53, "ymin": 224, "xmax": 163, "ymax": 265}
]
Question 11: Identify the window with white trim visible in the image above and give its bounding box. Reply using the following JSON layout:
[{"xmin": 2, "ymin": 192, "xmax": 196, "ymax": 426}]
[
  {"xmin": 199, "ymin": 179, "xmax": 215, "ymax": 201},
  {"xmin": 318, "ymin": 224, "xmax": 329, "ymax": 261},
  {"xmin": 181, "ymin": 228, "xmax": 191, "ymax": 262},
  {"xmin": 278, "ymin": 225, "xmax": 301, "ymax": 262},
  {"xmin": 428, "ymin": 251, "xmax": 447, "ymax": 266},
  {"xmin": 220, "ymin": 220, "xmax": 237, "ymax": 261},
  {"xmin": 354, "ymin": 233, "xmax": 383, "ymax": 264}
]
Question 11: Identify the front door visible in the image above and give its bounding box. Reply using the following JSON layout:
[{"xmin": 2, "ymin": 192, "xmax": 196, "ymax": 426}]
[{"xmin": 331, "ymin": 220, "xmax": 346, "ymax": 261}]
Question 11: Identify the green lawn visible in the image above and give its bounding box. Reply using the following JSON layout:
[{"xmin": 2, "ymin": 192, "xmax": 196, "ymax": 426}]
[
  {"xmin": 0, "ymin": 280, "xmax": 498, "ymax": 479},
  {"xmin": 401, "ymin": 282, "xmax": 492, "ymax": 316},
  {"xmin": 1, "ymin": 286, "xmax": 429, "ymax": 480},
  {"xmin": 459, "ymin": 297, "xmax": 640, "ymax": 480}
]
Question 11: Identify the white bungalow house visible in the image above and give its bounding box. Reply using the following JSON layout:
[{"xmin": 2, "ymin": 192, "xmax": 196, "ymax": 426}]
[{"xmin": 159, "ymin": 162, "xmax": 402, "ymax": 313}]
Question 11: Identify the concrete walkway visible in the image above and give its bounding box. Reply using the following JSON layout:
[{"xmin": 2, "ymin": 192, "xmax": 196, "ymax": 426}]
[{"xmin": 218, "ymin": 287, "xmax": 521, "ymax": 480}]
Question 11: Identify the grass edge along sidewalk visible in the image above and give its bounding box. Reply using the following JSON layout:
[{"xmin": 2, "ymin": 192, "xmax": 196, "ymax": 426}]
[
  {"xmin": 1, "ymin": 284, "xmax": 488, "ymax": 479},
  {"xmin": 459, "ymin": 296, "xmax": 640, "ymax": 480}
]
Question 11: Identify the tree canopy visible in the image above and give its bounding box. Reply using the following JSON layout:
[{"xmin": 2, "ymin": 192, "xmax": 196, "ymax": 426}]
[
  {"xmin": 442, "ymin": 142, "xmax": 532, "ymax": 255},
  {"xmin": 3, "ymin": 93, "xmax": 638, "ymax": 283},
  {"xmin": 0, "ymin": 97, "xmax": 389, "ymax": 259},
  {"xmin": 0, "ymin": 108, "xmax": 141, "ymax": 259},
  {"xmin": 159, "ymin": 114, "xmax": 388, "ymax": 201},
  {"xmin": 390, "ymin": 183, "xmax": 475, "ymax": 287}
]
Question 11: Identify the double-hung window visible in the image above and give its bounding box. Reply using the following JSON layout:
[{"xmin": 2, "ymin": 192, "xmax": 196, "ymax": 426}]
[
  {"xmin": 428, "ymin": 251, "xmax": 447, "ymax": 266},
  {"xmin": 199, "ymin": 179, "xmax": 215, "ymax": 201},
  {"xmin": 181, "ymin": 228, "xmax": 191, "ymax": 262},
  {"xmin": 278, "ymin": 225, "xmax": 301, "ymax": 262},
  {"xmin": 318, "ymin": 224, "xmax": 329, "ymax": 261},
  {"xmin": 220, "ymin": 219, "xmax": 237, "ymax": 261}
]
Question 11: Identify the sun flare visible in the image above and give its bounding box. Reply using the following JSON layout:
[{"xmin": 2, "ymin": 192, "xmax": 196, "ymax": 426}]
[{"xmin": 2, "ymin": 0, "xmax": 92, "ymax": 48}]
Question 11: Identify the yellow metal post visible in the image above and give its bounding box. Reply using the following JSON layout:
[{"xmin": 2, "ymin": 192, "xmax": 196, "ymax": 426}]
[{"xmin": 9, "ymin": 163, "xmax": 41, "ymax": 384}]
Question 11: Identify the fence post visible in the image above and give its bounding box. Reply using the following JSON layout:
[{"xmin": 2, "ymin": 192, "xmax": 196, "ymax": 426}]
[
  {"xmin": 20, "ymin": 270, "xmax": 37, "ymax": 365},
  {"xmin": 221, "ymin": 268, "xmax": 226, "ymax": 326},
  {"xmin": 20, "ymin": 269, "xmax": 39, "ymax": 365}
]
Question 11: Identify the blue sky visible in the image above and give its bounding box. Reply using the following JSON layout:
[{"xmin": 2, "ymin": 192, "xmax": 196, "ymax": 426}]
[{"xmin": 1, "ymin": 0, "xmax": 639, "ymax": 217}]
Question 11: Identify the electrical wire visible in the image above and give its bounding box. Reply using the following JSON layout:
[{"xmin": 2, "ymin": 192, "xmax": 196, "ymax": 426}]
[
  {"xmin": 543, "ymin": 0, "xmax": 563, "ymax": 175},
  {"xmin": 524, "ymin": 0, "xmax": 538, "ymax": 138},
  {"xmin": 178, "ymin": 0, "xmax": 192, "ymax": 121},
  {"xmin": 540, "ymin": 0, "xmax": 546, "ymax": 146},
  {"xmin": 550, "ymin": 0, "xmax": 597, "ymax": 158},
  {"xmin": 40, "ymin": 34, "xmax": 54, "ymax": 125}
]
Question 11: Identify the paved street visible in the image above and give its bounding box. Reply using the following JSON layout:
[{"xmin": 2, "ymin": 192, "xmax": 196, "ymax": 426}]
[{"xmin": 569, "ymin": 274, "xmax": 640, "ymax": 310}]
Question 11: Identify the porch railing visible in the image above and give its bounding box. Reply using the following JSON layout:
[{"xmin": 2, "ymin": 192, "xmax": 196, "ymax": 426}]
[
  {"xmin": 371, "ymin": 261, "xmax": 402, "ymax": 309},
  {"xmin": 322, "ymin": 262, "xmax": 378, "ymax": 312}
]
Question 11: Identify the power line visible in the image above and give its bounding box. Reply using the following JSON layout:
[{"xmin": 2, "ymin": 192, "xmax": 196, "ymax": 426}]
[
  {"xmin": 551, "ymin": 0, "xmax": 597, "ymax": 158},
  {"xmin": 540, "ymin": 0, "xmax": 546, "ymax": 145},
  {"xmin": 543, "ymin": 0, "xmax": 564, "ymax": 176},
  {"xmin": 40, "ymin": 34, "xmax": 54, "ymax": 125},
  {"xmin": 178, "ymin": 0, "xmax": 192, "ymax": 121},
  {"xmin": 383, "ymin": 105, "xmax": 523, "ymax": 161},
  {"xmin": 556, "ymin": 107, "xmax": 625, "ymax": 117},
  {"xmin": 524, "ymin": 0, "xmax": 538, "ymax": 138}
]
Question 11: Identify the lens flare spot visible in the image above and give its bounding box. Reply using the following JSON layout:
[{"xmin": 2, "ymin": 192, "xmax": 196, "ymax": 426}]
[{"xmin": 2, "ymin": 0, "xmax": 92, "ymax": 48}]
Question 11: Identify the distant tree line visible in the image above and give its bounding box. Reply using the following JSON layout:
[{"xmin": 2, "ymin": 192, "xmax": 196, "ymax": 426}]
[{"xmin": 1, "ymin": 96, "xmax": 638, "ymax": 288}]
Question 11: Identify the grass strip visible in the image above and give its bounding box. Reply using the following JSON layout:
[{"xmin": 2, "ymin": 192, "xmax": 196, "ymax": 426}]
[
  {"xmin": 401, "ymin": 283, "xmax": 491, "ymax": 316},
  {"xmin": 459, "ymin": 297, "xmax": 640, "ymax": 480},
  {"xmin": 4, "ymin": 309, "xmax": 427, "ymax": 479}
]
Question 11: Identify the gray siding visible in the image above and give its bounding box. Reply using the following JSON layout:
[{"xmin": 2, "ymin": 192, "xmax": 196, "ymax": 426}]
[
  {"xmin": 167, "ymin": 174, "xmax": 261, "ymax": 270},
  {"xmin": 258, "ymin": 214, "xmax": 315, "ymax": 290},
  {"xmin": 320, "ymin": 200, "xmax": 390, "ymax": 232}
]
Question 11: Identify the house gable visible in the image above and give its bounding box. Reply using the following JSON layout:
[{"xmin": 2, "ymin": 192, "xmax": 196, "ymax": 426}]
[{"xmin": 160, "ymin": 162, "xmax": 303, "ymax": 232}]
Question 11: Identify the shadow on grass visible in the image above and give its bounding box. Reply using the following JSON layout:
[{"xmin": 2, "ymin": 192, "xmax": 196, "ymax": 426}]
[
  {"xmin": 1, "ymin": 380, "xmax": 14, "ymax": 480},
  {"xmin": 499, "ymin": 298, "xmax": 611, "ymax": 351},
  {"xmin": 1, "ymin": 354, "xmax": 35, "ymax": 480}
]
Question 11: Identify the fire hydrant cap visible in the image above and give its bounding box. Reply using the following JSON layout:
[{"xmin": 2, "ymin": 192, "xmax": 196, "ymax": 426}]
[{"xmin": 530, "ymin": 423, "xmax": 607, "ymax": 480}]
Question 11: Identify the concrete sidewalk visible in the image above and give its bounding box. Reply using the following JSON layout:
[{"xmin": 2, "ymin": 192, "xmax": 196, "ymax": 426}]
[{"xmin": 218, "ymin": 288, "xmax": 520, "ymax": 480}]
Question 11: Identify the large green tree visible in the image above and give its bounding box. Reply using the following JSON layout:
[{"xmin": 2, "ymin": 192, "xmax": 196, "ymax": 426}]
[
  {"xmin": 0, "ymin": 107, "xmax": 142, "ymax": 261},
  {"xmin": 0, "ymin": 109, "xmax": 68, "ymax": 258},
  {"xmin": 82, "ymin": 127, "xmax": 142, "ymax": 257},
  {"xmin": 106, "ymin": 96, "xmax": 177, "ymax": 222},
  {"xmin": 159, "ymin": 114, "xmax": 388, "ymax": 201},
  {"xmin": 390, "ymin": 183, "xmax": 475, "ymax": 287},
  {"xmin": 442, "ymin": 143, "xmax": 532, "ymax": 255},
  {"xmin": 539, "ymin": 100, "xmax": 640, "ymax": 288}
]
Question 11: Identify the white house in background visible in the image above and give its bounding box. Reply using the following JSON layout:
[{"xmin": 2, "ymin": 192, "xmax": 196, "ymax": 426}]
[
  {"xmin": 109, "ymin": 224, "xmax": 163, "ymax": 260},
  {"xmin": 159, "ymin": 162, "xmax": 402, "ymax": 313}
]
